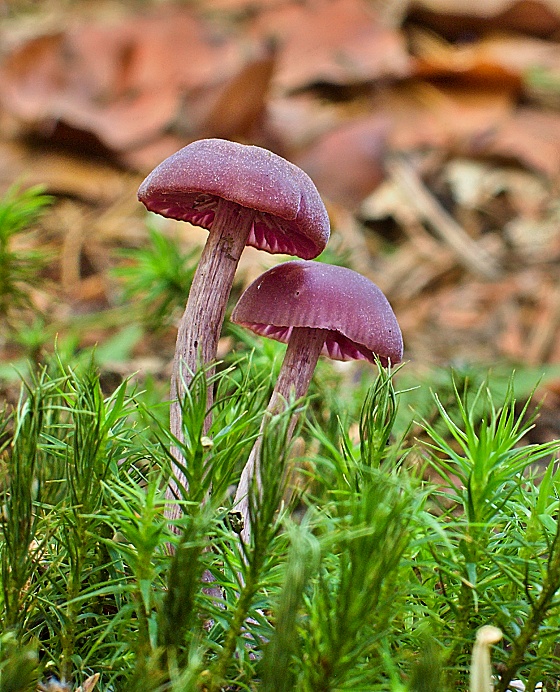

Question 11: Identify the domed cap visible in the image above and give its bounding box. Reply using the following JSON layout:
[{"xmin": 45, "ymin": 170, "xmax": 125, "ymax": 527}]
[
  {"xmin": 231, "ymin": 260, "xmax": 403, "ymax": 365},
  {"xmin": 138, "ymin": 138, "xmax": 330, "ymax": 259}
]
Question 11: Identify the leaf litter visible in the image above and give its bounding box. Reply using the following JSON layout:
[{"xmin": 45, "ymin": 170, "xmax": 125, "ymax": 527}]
[{"xmin": 1, "ymin": 0, "xmax": 560, "ymax": 445}]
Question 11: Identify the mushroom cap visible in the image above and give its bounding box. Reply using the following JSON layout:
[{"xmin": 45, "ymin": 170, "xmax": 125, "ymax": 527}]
[
  {"xmin": 231, "ymin": 260, "xmax": 403, "ymax": 365},
  {"xmin": 138, "ymin": 138, "xmax": 330, "ymax": 259}
]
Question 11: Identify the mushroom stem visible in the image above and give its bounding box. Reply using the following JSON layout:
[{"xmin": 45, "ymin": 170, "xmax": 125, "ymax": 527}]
[
  {"xmin": 168, "ymin": 197, "xmax": 255, "ymax": 517},
  {"xmin": 233, "ymin": 326, "xmax": 328, "ymax": 543}
]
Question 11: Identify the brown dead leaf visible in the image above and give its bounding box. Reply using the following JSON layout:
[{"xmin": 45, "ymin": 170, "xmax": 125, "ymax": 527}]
[
  {"xmin": 372, "ymin": 82, "xmax": 515, "ymax": 154},
  {"xmin": 425, "ymin": 85, "xmax": 516, "ymax": 148},
  {"xmin": 408, "ymin": 0, "xmax": 560, "ymax": 38},
  {"xmin": 118, "ymin": 133, "xmax": 188, "ymax": 173},
  {"xmin": 372, "ymin": 84, "xmax": 450, "ymax": 152},
  {"xmin": 54, "ymin": 87, "xmax": 181, "ymax": 152},
  {"xmin": 463, "ymin": 32, "xmax": 560, "ymax": 78},
  {"xmin": 479, "ymin": 107, "xmax": 560, "ymax": 177},
  {"xmin": 252, "ymin": 0, "xmax": 411, "ymax": 93},
  {"xmin": 410, "ymin": 29, "xmax": 560, "ymax": 91},
  {"xmin": 196, "ymin": 47, "xmax": 276, "ymax": 140},
  {"xmin": 0, "ymin": 31, "xmax": 67, "ymax": 123},
  {"xmin": 264, "ymin": 92, "xmax": 354, "ymax": 152},
  {"xmin": 61, "ymin": 9, "xmax": 242, "ymax": 95},
  {"xmin": 295, "ymin": 115, "xmax": 389, "ymax": 209},
  {"xmin": 0, "ymin": 7, "xmax": 246, "ymax": 154}
]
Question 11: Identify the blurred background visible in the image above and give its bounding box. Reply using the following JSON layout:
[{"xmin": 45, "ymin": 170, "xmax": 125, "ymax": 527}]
[{"xmin": 2, "ymin": 0, "xmax": 560, "ymax": 434}]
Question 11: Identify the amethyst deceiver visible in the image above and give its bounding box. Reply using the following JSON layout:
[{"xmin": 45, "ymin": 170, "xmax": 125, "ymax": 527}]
[
  {"xmin": 232, "ymin": 259, "xmax": 403, "ymax": 364},
  {"xmin": 137, "ymin": 139, "xmax": 329, "ymax": 515},
  {"xmin": 230, "ymin": 259, "xmax": 403, "ymax": 540},
  {"xmin": 138, "ymin": 138, "xmax": 330, "ymax": 260}
]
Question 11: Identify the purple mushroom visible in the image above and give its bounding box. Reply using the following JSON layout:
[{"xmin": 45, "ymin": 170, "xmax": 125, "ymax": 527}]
[
  {"xmin": 231, "ymin": 259, "xmax": 403, "ymax": 541},
  {"xmin": 138, "ymin": 139, "xmax": 329, "ymax": 515}
]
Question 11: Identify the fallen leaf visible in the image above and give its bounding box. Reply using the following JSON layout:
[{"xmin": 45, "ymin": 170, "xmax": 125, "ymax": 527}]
[
  {"xmin": 118, "ymin": 133, "xmax": 189, "ymax": 172},
  {"xmin": 407, "ymin": 0, "xmax": 560, "ymax": 38},
  {"xmin": 253, "ymin": 0, "xmax": 411, "ymax": 93},
  {"xmin": 0, "ymin": 31, "xmax": 67, "ymax": 123},
  {"xmin": 410, "ymin": 29, "xmax": 560, "ymax": 92},
  {"xmin": 0, "ymin": 7, "xmax": 246, "ymax": 153},
  {"xmin": 373, "ymin": 82, "xmax": 515, "ymax": 153},
  {"xmin": 295, "ymin": 114, "xmax": 389, "ymax": 209},
  {"xmin": 197, "ymin": 47, "xmax": 276, "ymax": 140},
  {"xmin": 479, "ymin": 107, "xmax": 560, "ymax": 177},
  {"xmin": 264, "ymin": 91, "xmax": 352, "ymax": 152}
]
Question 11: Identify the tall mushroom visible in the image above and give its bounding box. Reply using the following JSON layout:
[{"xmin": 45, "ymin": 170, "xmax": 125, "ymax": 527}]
[
  {"xmin": 138, "ymin": 139, "xmax": 329, "ymax": 516},
  {"xmin": 231, "ymin": 259, "xmax": 403, "ymax": 541}
]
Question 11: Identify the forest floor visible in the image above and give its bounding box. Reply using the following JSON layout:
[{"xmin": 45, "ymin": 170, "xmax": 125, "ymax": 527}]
[{"xmin": 2, "ymin": 0, "xmax": 560, "ymax": 440}]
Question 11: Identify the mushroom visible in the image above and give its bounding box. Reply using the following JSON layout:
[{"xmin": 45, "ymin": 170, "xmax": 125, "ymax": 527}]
[
  {"xmin": 138, "ymin": 139, "xmax": 329, "ymax": 515},
  {"xmin": 230, "ymin": 259, "xmax": 403, "ymax": 541}
]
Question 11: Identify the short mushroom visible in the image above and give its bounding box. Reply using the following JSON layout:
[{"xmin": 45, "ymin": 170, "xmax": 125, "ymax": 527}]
[
  {"xmin": 138, "ymin": 139, "xmax": 329, "ymax": 514},
  {"xmin": 230, "ymin": 259, "xmax": 403, "ymax": 541}
]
